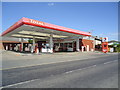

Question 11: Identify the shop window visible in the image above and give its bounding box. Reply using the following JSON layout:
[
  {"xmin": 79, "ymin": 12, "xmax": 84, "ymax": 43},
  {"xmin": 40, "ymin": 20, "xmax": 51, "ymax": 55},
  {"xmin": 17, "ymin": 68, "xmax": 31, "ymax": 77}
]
[
  {"xmin": 60, "ymin": 43, "xmax": 63, "ymax": 48},
  {"xmin": 68, "ymin": 43, "xmax": 73, "ymax": 48},
  {"xmin": 64, "ymin": 43, "xmax": 67, "ymax": 47},
  {"xmin": 54, "ymin": 43, "xmax": 59, "ymax": 46}
]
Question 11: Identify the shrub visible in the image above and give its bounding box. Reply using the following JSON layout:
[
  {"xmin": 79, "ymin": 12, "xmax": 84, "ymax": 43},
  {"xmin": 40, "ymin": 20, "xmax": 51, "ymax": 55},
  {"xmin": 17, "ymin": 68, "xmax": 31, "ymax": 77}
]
[{"xmin": 116, "ymin": 44, "xmax": 120, "ymax": 52}]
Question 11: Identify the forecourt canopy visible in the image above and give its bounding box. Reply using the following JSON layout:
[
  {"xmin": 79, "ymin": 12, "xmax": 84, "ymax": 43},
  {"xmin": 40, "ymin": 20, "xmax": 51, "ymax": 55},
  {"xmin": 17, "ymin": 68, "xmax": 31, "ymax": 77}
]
[{"xmin": 2, "ymin": 17, "xmax": 91, "ymax": 39}]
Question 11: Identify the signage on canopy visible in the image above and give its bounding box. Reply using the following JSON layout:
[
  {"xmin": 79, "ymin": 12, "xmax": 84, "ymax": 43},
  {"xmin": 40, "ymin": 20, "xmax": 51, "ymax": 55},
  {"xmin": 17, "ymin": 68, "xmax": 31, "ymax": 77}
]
[{"xmin": 30, "ymin": 19, "xmax": 44, "ymax": 26}]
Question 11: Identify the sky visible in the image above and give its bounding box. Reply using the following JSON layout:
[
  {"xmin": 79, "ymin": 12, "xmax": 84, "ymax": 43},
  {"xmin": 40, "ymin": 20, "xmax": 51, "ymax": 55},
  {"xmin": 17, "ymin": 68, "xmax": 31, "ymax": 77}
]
[{"xmin": 2, "ymin": 2, "xmax": 118, "ymax": 41}]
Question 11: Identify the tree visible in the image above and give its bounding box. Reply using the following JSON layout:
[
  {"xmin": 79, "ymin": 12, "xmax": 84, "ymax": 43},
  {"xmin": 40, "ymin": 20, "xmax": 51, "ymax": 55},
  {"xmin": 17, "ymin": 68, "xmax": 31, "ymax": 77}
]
[{"xmin": 116, "ymin": 44, "xmax": 120, "ymax": 52}]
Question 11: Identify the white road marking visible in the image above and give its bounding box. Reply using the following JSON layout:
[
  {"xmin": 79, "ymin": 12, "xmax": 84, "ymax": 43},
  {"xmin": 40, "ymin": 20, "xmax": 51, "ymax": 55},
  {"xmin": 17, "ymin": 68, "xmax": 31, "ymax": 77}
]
[
  {"xmin": 65, "ymin": 60, "xmax": 117, "ymax": 74},
  {"xmin": 65, "ymin": 71, "xmax": 73, "ymax": 73},
  {"xmin": 2, "ymin": 64, "xmax": 98, "ymax": 88},
  {"xmin": 2, "ymin": 78, "xmax": 39, "ymax": 88},
  {"xmin": 2, "ymin": 60, "xmax": 118, "ymax": 88},
  {"xmin": 1, "ymin": 56, "xmax": 118, "ymax": 71},
  {"xmin": 104, "ymin": 60, "xmax": 118, "ymax": 65},
  {"xmin": 65, "ymin": 64, "xmax": 97, "ymax": 74}
]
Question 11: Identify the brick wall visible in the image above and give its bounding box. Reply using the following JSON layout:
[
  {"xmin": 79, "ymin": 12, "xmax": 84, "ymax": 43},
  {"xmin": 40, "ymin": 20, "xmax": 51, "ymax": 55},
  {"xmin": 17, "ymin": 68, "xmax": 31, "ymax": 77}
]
[
  {"xmin": 79, "ymin": 39, "xmax": 94, "ymax": 51},
  {"xmin": 0, "ymin": 42, "xmax": 4, "ymax": 50}
]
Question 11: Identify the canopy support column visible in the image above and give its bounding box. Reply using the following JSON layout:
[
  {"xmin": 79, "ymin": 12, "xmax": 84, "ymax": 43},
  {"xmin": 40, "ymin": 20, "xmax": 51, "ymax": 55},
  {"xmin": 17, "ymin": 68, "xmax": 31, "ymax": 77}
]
[
  {"xmin": 76, "ymin": 37, "xmax": 80, "ymax": 52},
  {"xmin": 20, "ymin": 38, "xmax": 23, "ymax": 52},
  {"xmin": 31, "ymin": 36, "xmax": 35, "ymax": 53},
  {"xmin": 49, "ymin": 34, "xmax": 53, "ymax": 53}
]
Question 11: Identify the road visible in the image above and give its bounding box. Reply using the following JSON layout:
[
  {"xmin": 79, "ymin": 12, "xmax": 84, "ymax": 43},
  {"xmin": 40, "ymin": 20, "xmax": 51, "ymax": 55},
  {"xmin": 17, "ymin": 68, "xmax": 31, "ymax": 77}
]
[{"xmin": 2, "ymin": 54, "xmax": 118, "ymax": 88}]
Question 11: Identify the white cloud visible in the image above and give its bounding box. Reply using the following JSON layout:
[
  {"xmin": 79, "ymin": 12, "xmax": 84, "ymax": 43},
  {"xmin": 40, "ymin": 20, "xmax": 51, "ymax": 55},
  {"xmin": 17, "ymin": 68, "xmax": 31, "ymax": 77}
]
[{"xmin": 48, "ymin": 3, "xmax": 54, "ymax": 6}]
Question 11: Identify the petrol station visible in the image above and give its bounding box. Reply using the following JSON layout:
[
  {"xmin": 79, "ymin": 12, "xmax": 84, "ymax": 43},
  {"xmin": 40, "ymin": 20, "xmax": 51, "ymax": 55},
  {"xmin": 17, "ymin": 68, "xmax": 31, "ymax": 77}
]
[{"xmin": 1, "ymin": 17, "xmax": 96, "ymax": 53}]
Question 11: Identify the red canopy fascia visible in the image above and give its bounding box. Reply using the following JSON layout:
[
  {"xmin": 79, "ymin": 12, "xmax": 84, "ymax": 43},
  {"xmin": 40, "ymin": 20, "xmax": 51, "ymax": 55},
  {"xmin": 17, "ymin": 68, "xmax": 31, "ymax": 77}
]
[{"xmin": 2, "ymin": 17, "xmax": 91, "ymax": 36}]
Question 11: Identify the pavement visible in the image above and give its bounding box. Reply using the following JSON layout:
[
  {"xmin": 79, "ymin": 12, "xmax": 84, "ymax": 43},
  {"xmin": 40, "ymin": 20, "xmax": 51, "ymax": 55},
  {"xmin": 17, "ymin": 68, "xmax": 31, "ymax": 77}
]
[
  {"xmin": 2, "ymin": 53, "xmax": 118, "ymax": 88},
  {"xmin": 1, "ymin": 50, "xmax": 118, "ymax": 70}
]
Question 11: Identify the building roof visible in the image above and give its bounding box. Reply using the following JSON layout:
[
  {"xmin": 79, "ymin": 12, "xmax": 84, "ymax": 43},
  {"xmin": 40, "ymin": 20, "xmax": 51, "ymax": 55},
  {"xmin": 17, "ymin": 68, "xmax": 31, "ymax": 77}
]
[{"xmin": 108, "ymin": 40, "xmax": 120, "ymax": 43}]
